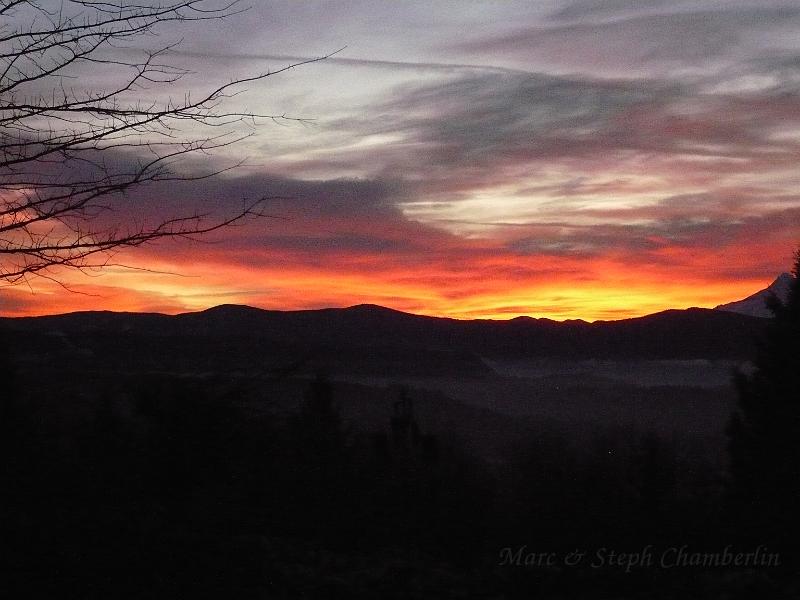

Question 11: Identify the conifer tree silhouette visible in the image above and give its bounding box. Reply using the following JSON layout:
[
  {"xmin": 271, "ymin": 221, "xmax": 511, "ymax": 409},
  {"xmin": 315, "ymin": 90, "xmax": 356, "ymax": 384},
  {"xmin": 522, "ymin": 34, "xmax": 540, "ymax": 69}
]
[{"xmin": 728, "ymin": 250, "xmax": 800, "ymax": 547}]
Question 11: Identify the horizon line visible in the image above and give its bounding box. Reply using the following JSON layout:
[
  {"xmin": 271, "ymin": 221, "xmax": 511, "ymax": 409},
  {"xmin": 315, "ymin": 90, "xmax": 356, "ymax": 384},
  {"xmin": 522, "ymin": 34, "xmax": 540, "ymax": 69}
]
[{"xmin": 0, "ymin": 300, "xmax": 757, "ymax": 324}]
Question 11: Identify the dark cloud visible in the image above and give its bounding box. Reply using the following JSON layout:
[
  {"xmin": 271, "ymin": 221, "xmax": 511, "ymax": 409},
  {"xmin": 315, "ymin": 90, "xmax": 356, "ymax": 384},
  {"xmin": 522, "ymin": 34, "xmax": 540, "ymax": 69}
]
[
  {"xmin": 314, "ymin": 71, "xmax": 682, "ymax": 188},
  {"xmin": 313, "ymin": 68, "xmax": 800, "ymax": 195},
  {"xmin": 88, "ymin": 167, "xmax": 403, "ymax": 232}
]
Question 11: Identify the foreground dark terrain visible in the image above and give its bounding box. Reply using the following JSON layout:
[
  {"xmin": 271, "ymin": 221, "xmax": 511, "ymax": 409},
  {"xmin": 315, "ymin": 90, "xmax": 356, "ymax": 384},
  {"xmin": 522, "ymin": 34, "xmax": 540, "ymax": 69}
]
[{"xmin": 1, "ymin": 297, "xmax": 798, "ymax": 598}]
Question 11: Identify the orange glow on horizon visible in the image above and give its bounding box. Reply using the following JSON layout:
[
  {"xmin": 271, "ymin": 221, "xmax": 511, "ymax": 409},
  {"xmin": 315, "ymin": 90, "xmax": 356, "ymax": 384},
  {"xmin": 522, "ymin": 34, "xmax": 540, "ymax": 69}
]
[{"xmin": 0, "ymin": 250, "xmax": 780, "ymax": 322}]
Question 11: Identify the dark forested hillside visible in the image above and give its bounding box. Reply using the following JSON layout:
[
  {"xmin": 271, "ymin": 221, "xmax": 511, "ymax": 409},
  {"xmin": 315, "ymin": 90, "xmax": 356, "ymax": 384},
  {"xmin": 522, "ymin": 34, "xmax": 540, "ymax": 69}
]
[
  {"xmin": 0, "ymin": 304, "xmax": 767, "ymax": 378},
  {"xmin": 1, "ymin": 303, "xmax": 792, "ymax": 599}
]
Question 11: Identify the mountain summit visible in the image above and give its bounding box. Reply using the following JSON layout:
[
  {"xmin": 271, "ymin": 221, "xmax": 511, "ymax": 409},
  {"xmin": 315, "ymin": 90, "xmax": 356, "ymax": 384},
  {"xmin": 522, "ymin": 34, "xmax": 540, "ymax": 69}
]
[{"xmin": 715, "ymin": 273, "xmax": 794, "ymax": 318}]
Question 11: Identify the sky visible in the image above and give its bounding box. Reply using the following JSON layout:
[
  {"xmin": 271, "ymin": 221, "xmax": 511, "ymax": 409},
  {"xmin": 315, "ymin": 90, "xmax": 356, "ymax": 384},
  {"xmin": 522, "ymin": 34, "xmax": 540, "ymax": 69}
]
[{"xmin": 1, "ymin": 0, "xmax": 799, "ymax": 320}]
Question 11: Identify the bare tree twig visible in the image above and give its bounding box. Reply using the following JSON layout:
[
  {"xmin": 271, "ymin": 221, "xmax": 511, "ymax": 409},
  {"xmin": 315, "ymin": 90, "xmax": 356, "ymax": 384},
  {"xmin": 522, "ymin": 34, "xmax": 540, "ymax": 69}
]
[{"xmin": 0, "ymin": 0, "xmax": 334, "ymax": 285}]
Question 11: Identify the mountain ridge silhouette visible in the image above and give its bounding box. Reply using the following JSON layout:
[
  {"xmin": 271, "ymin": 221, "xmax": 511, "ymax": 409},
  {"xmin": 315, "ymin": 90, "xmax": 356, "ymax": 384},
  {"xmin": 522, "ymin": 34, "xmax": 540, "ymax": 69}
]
[{"xmin": 0, "ymin": 302, "xmax": 768, "ymax": 363}]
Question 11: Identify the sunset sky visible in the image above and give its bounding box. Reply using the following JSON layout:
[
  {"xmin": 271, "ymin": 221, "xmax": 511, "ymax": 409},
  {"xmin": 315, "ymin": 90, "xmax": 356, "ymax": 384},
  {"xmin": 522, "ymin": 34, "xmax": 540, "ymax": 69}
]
[{"xmin": 1, "ymin": 0, "xmax": 799, "ymax": 320}]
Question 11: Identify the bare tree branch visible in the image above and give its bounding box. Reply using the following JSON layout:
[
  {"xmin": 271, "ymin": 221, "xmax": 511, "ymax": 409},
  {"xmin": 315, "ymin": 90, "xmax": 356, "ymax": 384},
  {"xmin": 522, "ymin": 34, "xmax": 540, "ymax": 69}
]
[{"xmin": 0, "ymin": 0, "xmax": 334, "ymax": 284}]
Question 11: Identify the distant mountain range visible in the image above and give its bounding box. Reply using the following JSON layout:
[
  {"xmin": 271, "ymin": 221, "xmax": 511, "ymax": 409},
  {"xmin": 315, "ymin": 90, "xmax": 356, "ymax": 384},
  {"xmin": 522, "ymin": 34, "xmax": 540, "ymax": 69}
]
[
  {"xmin": 714, "ymin": 273, "xmax": 793, "ymax": 318},
  {"xmin": 0, "ymin": 304, "xmax": 772, "ymax": 380},
  {"xmin": 2, "ymin": 274, "xmax": 792, "ymax": 377}
]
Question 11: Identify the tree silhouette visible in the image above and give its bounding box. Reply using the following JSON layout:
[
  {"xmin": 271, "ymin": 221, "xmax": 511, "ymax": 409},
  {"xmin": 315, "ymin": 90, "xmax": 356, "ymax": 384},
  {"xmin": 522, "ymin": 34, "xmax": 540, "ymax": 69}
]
[
  {"xmin": 728, "ymin": 250, "xmax": 800, "ymax": 546},
  {"xmin": 0, "ymin": 1, "xmax": 331, "ymax": 285}
]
